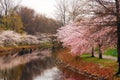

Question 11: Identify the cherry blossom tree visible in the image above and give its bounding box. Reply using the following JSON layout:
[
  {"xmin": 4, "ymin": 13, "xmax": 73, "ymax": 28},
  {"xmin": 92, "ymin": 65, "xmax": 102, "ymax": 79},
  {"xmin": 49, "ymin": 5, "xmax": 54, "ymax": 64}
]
[
  {"xmin": 57, "ymin": 21, "xmax": 117, "ymax": 58},
  {"xmin": 0, "ymin": 30, "xmax": 22, "ymax": 46},
  {"xmin": 90, "ymin": 26, "xmax": 117, "ymax": 59},
  {"xmin": 0, "ymin": 30, "xmax": 40, "ymax": 47},
  {"xmin": 92, "ymin": 0, "xmax": 120, "ymax": 75},
  {"xmin": 57, "ymin": 22, "xmax": 93, "ymax": 56}
]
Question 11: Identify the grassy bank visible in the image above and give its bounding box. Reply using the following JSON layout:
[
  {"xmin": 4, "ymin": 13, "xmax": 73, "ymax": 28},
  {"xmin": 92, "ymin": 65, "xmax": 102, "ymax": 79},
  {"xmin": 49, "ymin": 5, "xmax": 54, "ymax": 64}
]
[
  {"xmin": 0, "ymin": 45, "xmax": 39, "ymax": 51},
  {"xmin": 56, "ymin": 48, "xmax": 119, "ymax": 80},
  {"xmin": 0, "ymin": 41, "xmax": 53, "ymax": 56},
  {"xmin": 0, "ymin": 45, "xmax": 39, "ymax": 56}
]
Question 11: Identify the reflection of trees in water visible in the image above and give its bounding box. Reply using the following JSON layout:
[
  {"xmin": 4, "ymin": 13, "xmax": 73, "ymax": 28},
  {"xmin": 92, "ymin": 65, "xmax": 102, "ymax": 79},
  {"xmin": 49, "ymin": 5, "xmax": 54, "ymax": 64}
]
[
  {"xmin": 58, "ymin": 66, "xmax": 94, "ymax": 80},
  {"xmin": 0, "ymin": 65, "xmax": 24, "ymax": 80},
  {"xmin": 0, "ymin": 57, "xmax": 55, "ymax": 80},
  {"xmin": 20, "ymin": 57, "xmax": 55, "ymax": 80},
  {"xmin": 0, "ymin": 48, "xmax": 95, "ymax": 80}
]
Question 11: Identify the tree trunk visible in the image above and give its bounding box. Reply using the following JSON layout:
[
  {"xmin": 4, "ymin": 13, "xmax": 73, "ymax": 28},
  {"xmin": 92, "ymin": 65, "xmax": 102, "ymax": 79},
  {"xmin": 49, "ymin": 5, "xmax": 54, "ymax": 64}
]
[
  {"xmin": 91, "ymin": 47, "xmax": 95, "ymax": 57},
  {"xmin": 115, "ymin": 0, "xmax": 120, "ymax": 75},
  {"xmin": 98, "ymin": 45, "xmax": 102, "ymax": 59},
  {"xmin": 116, "ymin": 21, "xmax": 120, "ymax": 75}
]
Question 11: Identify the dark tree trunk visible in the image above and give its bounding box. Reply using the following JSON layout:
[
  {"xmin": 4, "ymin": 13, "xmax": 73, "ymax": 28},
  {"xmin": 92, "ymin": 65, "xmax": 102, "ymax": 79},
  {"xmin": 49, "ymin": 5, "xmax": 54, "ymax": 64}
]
[
  {"xmin": 91, "ymin": 47, "xmax": 95, "ymax": 57},
  {"xmin": 98, "ymin": 45, "xmax": 102, "ymax": 59},
  {"xmin": 116, "ymin": 21, "xmax": 120, "ymax": 75},
  {"xmin": 115, "ymin": 0, "xmax": 120, "ymax": 75}
]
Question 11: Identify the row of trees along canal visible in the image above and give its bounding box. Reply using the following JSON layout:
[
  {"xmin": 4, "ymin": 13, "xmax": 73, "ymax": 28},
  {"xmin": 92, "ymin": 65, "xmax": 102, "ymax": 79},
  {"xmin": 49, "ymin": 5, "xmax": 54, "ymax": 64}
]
[
  {"xmin": 0, "ymin": 0, "xmax": 62, "ymax": 34},
  {"xmin": 55, "ymin": 0, "xmax": 120, "ymax": 75},
  {"xmin": 1, "ymin": 0, "xmax": 120, "ymax": 77}
]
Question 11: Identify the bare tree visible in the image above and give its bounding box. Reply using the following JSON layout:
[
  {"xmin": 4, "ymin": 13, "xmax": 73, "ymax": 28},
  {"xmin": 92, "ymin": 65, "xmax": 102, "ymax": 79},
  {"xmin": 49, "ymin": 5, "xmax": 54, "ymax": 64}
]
[
  {"xmin": 55, "ymin": 0, "xmax": 98, "ymax": 25},
  {"xmin": 0, "ymin": 0, "xmax": 21, "ymax": 16},
  {"xmin": 55, "ymin": 0, "xmax": 68, "ymax": 25},
  {"xmin": 18, "ymin": 7, "xmax": 36, "ymax": 34},
  {"xmin": 67, "ymin": 0, "xmax": 80, "ymax": 21},
  {"xmin": 0, "ymin": 0, "xmax": 21, "ymax": 30}
]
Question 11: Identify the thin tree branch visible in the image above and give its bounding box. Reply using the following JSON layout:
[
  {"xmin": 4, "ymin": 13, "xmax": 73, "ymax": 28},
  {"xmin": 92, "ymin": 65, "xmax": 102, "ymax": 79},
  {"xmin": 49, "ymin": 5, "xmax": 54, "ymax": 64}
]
[{"xmin": 95, "ymin": 0, "xmax": 116, "ymax": 15}]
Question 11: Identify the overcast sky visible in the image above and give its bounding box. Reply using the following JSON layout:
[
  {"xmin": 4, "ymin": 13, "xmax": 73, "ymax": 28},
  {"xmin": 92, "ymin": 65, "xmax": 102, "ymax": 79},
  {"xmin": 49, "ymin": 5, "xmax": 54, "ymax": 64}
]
[{"xmin": 20, "ymin": 0, "xmax": 56, "ymax": 18}]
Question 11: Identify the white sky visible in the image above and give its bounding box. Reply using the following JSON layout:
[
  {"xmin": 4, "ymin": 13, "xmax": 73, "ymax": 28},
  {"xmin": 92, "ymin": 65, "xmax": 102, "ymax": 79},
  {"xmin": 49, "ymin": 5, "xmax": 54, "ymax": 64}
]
[{"xmin": 20, "ymin": 0, "xmax": 56, "ymax": 18}]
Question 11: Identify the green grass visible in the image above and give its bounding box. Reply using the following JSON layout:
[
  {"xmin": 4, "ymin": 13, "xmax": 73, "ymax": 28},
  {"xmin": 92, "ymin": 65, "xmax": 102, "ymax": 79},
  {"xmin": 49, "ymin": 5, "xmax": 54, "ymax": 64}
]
[
  {"xmin": 81, "ymin": 53, "xmax": 118, "ymax": 69},
  {"xmin": 104, "ymin": 48, "xmax": 117, "ymax": 57},
  {"xmin": 81, "ymin": 53, "xmax": 115, "ymax": 63},
  {"xmin": 0, "ymin": 45, "xmax": 38, "ymax": 51},
  {"xmin": 81, "ymin": 53, "xmax": 91, "ymax": 58},
  {"xmin": 57, "ymin": 48, "xmax": 119, "ymax": 79},
  {"xmin": 39, "ymin": 41, "xmax": 53, "ymax": 49}
]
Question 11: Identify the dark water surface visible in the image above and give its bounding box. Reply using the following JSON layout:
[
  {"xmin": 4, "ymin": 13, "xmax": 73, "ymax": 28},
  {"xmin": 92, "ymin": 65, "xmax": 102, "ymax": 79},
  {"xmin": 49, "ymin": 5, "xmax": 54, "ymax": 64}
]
[{"xmin": 0, "ymin": 49, "xmax": 93, "ymax": 80}]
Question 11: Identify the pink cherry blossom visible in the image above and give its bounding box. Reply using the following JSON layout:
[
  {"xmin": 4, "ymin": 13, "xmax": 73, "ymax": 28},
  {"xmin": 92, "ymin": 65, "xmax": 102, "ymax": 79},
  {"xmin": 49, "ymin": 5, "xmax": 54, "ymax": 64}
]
[{"xmin": 57, "ymin": 21, "xmax": 117, "ymax": 56}]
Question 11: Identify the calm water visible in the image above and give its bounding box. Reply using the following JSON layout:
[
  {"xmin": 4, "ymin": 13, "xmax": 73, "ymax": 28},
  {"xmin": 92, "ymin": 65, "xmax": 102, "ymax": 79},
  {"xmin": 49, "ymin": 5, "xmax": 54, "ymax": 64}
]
[{"xmin": 0, "ymin": 49, "xmax": 93, "ymax": 80}]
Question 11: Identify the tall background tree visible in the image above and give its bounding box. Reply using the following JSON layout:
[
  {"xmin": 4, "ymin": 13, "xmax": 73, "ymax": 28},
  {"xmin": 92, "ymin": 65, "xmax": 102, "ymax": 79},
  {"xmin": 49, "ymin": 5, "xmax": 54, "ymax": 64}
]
[
  {"xmin": 0, "ymin": 0, "xmax": 21, "ymax": 15},
  {"xmin": 18, "ymin": 7, "xmax": 62, "ymax": 34},
  {"xmin": 114, "ymin": 0, "xmax": 120, "ymax": 75},
  {"xmin": 94, "ymin": 0, "xmax": 120, "ymax": 75},
  {"xmin": 0, "ymin": 0, "xmax": 23, "ymax": 33},
  {"xmin": 55, "ymin": 0, "xmax": 96, "ymax": 25},
  {"xmin": 55, "ymin": 0, "xmax": 68, "ymax": 25},
  {"xmin": 18, "ymin": 7, "xmax": 35, "ymax": 34}
]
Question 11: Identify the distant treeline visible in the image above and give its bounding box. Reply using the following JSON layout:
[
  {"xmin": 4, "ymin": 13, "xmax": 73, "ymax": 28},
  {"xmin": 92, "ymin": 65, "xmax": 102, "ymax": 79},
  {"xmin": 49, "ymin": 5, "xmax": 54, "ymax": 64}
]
[
  {"xmin": 0, "ymin": 0, "xmax": 62, "ymax": 34},
  {"xmin": 19, "ymin": 7, "xmax": 62, "ymax": 34}
]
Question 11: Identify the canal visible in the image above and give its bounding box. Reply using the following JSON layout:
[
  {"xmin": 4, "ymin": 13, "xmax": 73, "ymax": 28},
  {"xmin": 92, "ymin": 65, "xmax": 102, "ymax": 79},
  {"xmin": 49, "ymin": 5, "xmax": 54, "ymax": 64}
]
[{"xmin": 0, "ymin": 49, "xmax": 93, "ymax": 80}]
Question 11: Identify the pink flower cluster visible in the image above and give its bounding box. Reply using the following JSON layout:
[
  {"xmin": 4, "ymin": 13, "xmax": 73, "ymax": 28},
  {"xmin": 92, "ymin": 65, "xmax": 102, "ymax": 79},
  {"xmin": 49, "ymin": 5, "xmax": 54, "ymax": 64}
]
[{"xmin": 57, "ymin": 22, "xmax": 116, "ymax": 56}]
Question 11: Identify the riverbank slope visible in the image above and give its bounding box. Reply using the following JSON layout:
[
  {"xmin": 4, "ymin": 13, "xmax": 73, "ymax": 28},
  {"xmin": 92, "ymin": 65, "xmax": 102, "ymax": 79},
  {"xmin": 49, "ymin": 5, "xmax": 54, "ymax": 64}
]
[{"xmin": 56, "ymin": 48, "xmax": 119, "ymax": 80}]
